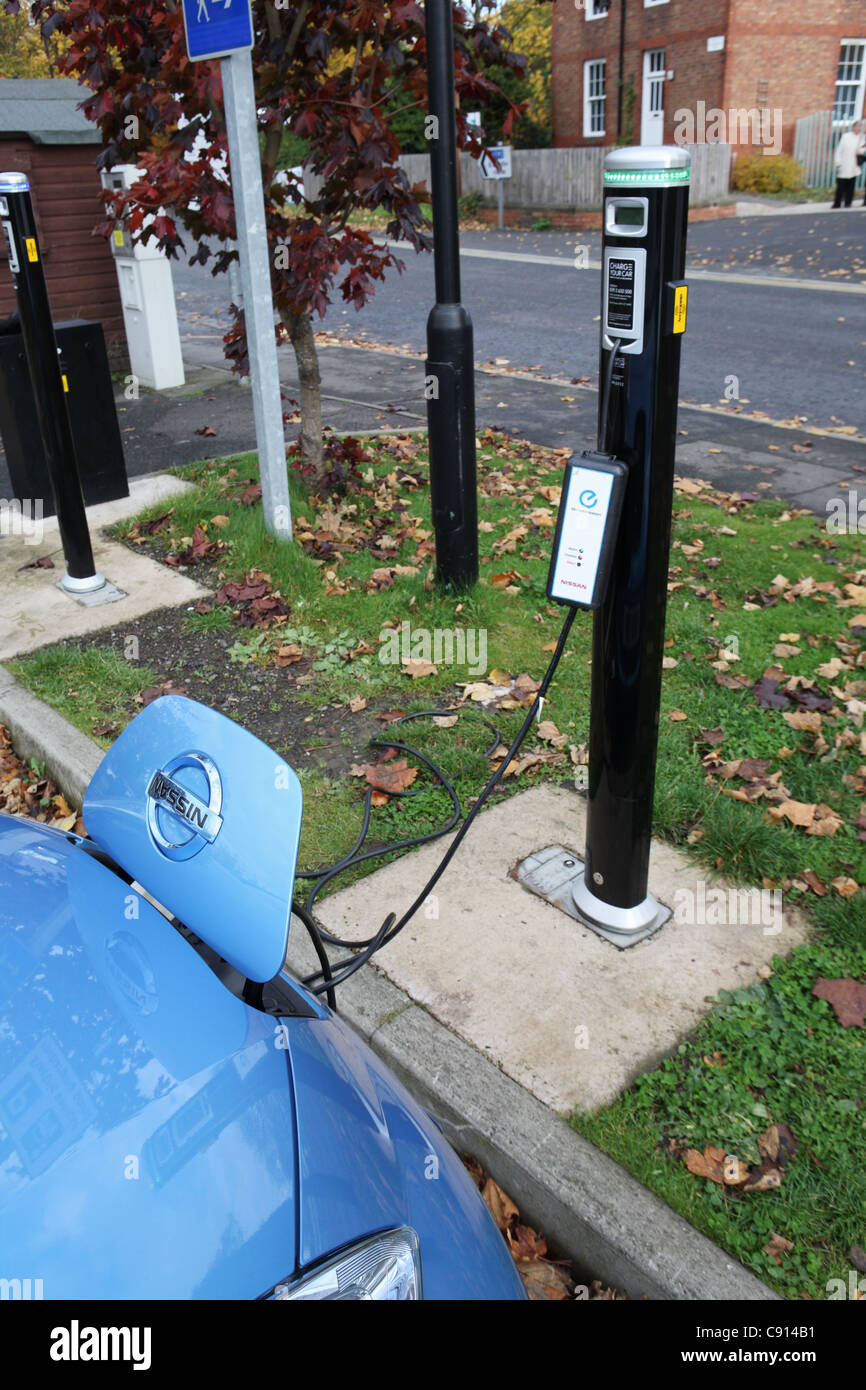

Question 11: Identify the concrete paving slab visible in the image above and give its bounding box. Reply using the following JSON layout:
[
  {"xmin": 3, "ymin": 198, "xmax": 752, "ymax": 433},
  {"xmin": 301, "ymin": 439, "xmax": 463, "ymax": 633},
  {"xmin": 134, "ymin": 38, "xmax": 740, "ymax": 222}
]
[
  {"xmin": 0, "ymin": 473, "xmax": 208, "ymax": 660},
  {"xmin": 316, "ymin": 784, "xmax": 809, "ymax": 1114}
]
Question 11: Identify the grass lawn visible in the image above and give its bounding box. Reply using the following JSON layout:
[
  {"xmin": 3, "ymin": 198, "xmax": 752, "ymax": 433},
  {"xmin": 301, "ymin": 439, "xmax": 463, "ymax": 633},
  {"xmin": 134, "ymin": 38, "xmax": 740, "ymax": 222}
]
[{"xmin": 10, "ymin": 428, "xmax": 865, "ymax": 1299}]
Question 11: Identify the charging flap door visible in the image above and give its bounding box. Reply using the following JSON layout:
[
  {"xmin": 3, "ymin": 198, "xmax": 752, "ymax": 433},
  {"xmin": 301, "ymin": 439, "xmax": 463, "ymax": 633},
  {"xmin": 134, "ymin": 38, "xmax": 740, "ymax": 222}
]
[{"xmin": 83, "ymin": 695, "xmax": 303, "ymax": 982}]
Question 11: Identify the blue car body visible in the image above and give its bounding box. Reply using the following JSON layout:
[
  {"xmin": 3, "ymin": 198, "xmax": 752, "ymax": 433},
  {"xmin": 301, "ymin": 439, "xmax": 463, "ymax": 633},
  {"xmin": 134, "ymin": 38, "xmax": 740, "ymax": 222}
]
[{"xmin": 0, "ymin": 697, "xmax": 524, "ymax": 1300}]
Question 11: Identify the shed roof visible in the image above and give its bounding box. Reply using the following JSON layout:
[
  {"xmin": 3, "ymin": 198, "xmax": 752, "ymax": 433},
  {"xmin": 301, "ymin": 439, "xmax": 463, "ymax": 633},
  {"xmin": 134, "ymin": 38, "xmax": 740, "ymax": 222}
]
[{"xmin": 0, "ymin": 78, "xmax": 99, "ymax": 145}]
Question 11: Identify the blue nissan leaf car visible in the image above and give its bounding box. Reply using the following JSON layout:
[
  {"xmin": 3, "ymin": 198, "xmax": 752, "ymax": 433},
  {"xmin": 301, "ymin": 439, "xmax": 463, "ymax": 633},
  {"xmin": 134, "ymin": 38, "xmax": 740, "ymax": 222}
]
[{"xmin": 0, "ymin": 695, "xmax": 525, "ymax": 1300}]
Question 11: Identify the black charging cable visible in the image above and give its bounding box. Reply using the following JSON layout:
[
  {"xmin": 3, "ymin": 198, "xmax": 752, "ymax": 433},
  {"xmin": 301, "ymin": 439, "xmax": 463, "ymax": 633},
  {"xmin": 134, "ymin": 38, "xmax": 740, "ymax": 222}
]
[
  {"xmin": 298, "ymin": 606, "xmax": 577, "ymax": 997},
  {"xmin": 296, "ymin": 708, "xmax": 501, "ymax": 945},
  {"xmin": 599, "ymin": 337, "xmax": 622, "ymax": 452},
  {"xmin": 290, "ymin": 902, "xmax": 336, "ymax": 1011}
]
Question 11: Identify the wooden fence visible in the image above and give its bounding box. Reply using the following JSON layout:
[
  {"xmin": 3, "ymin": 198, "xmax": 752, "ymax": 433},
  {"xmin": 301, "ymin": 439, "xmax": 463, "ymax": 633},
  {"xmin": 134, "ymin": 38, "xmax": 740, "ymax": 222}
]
[{"xmin": 304, "ymin": 142, "xmax": 732, "ymax": 210}]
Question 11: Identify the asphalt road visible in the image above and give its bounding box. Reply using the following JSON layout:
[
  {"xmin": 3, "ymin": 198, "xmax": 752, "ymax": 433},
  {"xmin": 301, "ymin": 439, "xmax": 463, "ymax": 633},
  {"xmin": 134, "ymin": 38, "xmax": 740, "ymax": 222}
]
[
  {"xmin": 2, "ymin": 208, "xmax": 865, "ymax": 511},
  {"xmin": 170, "ymin": 209, "xmax": 866, "ymax": 435}
]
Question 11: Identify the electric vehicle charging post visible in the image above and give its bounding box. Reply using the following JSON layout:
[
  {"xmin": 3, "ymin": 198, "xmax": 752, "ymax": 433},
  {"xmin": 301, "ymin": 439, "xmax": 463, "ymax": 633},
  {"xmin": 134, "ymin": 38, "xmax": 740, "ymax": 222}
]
[
  {"xmin": 555, "ymin": 146, "xmax": 691, "ymax": 943},
  {"xmin": 0, "ymin": 172, "xmax": 105, "ymax": 597},
  {"xmin": 425, "ymin": 0, "xmax": 478, "ymax": 591},
  {"xmin": 296, "ymin": 148, "xmax": 691, "ymax": 989},
  {"xmin": 580, "ymin": 145, "xmax": 690, "ymax": 939}
]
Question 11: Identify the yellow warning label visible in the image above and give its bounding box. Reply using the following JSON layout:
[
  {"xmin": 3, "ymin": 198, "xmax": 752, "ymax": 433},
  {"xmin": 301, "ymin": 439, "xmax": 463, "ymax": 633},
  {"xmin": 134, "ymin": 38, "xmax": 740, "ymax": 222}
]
[
  {"xmin": 62, "ymin": 374, "xmax": 69, "ymax": 393},
  {"xmin": 113, "ymin": 228, "xmax": 125, "ymax": 247},
  {"xmin": 673, "ymin": 284, "xmax": 688, "ymax": 334},
  {"xmin": 25, "ymin": 237, "xmax": 38, "ymax": 262}
]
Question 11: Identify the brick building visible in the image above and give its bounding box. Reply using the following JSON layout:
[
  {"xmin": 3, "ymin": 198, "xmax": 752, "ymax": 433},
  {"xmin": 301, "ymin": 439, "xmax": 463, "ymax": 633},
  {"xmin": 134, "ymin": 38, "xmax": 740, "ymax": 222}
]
[{"xmin": 552, "ymin": 0, "xmax": 866, "ymax": 154}]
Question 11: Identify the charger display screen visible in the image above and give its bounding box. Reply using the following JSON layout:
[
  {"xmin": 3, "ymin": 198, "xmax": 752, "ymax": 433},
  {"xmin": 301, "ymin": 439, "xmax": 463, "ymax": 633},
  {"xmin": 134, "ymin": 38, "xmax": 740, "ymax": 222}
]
[{"xmin": 615, "ymin": 205, "xmax": 645, "ymax": 228}]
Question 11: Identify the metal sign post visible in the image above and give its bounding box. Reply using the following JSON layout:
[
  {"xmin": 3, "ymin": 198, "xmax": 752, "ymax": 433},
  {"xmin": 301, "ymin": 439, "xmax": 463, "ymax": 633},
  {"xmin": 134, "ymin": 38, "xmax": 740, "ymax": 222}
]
[
  {"xmin": 181, "ymin": 0, "xmax": 292, "ymax": 542},
  {"xmin": 573, "ymin": 145, "xmax": 691, "ymax": 943},
  {"xmin": 0, "ymin": 172, "xmax": 105, "ymax": 595},
  {"xmin": 479, "ymin": 145, "xmax": 512, "ymax": 231}
]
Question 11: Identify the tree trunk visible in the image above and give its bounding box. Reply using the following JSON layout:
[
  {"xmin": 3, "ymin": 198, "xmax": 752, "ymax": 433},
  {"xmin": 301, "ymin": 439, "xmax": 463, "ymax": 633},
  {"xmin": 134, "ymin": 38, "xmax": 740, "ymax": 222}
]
[{"xmin": 286, "ymin": 310, "xmax": 324, "ymax": 480}]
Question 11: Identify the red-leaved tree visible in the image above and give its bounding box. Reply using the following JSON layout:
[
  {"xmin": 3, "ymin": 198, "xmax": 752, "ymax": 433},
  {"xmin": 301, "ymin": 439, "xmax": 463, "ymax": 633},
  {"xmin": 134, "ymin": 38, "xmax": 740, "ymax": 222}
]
[{"xmin": 6, "ymin": 0, "xmax": 527, "ymax": 479}]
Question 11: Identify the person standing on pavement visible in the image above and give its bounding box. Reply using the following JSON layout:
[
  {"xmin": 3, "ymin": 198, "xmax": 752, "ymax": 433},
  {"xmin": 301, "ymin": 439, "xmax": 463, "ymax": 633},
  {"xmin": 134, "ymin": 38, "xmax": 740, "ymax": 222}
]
[{"xmin": 833, "ymin": 121, "xmax": 864, "ymax": 208}]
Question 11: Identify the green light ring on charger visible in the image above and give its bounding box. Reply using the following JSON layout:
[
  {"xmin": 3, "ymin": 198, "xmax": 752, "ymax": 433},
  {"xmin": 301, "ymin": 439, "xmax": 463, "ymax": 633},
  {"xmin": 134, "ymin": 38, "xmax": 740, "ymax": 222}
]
[{"xmin": 603, "ymin": 168, "xmax": 690, "ymax": 186}]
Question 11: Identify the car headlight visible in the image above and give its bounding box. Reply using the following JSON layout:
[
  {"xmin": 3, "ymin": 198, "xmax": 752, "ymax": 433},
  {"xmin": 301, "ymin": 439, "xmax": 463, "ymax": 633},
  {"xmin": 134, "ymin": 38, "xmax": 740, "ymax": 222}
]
[{"xmin": 274, "ymin": 1227, "xmax": 421, "ymax": 1301}]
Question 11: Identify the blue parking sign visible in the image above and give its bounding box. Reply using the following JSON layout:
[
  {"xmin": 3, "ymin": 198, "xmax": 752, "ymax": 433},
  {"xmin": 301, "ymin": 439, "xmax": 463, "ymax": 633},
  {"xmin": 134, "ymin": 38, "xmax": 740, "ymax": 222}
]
[{"xmin": 181, "ymin": 0, "xmax": 253, "ymax": 62}]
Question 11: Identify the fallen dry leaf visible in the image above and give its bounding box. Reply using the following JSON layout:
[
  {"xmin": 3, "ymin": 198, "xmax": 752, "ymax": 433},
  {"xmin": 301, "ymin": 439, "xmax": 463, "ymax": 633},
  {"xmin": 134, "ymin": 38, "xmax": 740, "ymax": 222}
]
[
  {"xmin": 768, "ymin": 799, "xmax": 817, "ymax": 828},
  {"xmin": 782, "ymin": 709, "xmax": 823, "ymax": 733},
  {"xmin": 357, "ymin": 759, "xmax": 418, "ymax": 796},
  {"xmin": 481, "ymin": 1177, "xmax": 519, "ymax": 1232},
  {"xmin": 521, "ymin": 1258, "xmax": 573, "ymax": 1301},
  {"xmin": 764, "ymin": 1233, "xmax": 794, "ymax": 1266},
  {"xmin": 587, "ymin": 1279, "xmax": 628, "ymax": 1301},
  {"xmin": 800, "ymin": 869, "xmax": 828, "ymax": 896},
  {"xmin": 817, "ymin": 657, "xmax": 850, "ymax": 679},
  {"xmin": 274, "ymin": 644, "xmax": 303, "ymax": 667},
  {"xmin": 684, "ymin": 1145, "xmax": 726, "ymax": 1184},
  {"xmin": 812, "ymin": 976, "xmax": 866, "ymax": 1026},
  {"xmin": 402, "ymin": 659, "xmax": 438, "ymax": 679},
  {"xmin": 757, "ymin": 1123, "xmax": 797, "ymax": 1166},
  {"xmin": 831, "ymin": 876, "xmax": 860, "ymax": 899},
  {"xmin": 507, "ymin": 1224, "xmax": 548, "ymax": 1264},
  {"xmin": 743, "ymin": 1164, "xmax": 785, "ymax": 1194},
  {"xmin": 753, "ymin": 676, "xmax": 791, "ymax": 710},
  {"xmin": 537, "ymin": 719, "xmax": 568, "ymax": 748}
]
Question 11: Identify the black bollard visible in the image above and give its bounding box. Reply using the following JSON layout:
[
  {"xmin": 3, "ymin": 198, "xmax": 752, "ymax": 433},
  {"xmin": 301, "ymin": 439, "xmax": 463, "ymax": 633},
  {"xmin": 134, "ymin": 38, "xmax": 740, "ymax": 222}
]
[{"xmin": 0, "ymin": 172, "xmax": 104, "ymax": 592}]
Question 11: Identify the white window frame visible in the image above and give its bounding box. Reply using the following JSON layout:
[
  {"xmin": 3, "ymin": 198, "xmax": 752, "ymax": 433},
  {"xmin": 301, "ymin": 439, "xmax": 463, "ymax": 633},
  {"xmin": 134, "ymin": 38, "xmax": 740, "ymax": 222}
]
[
  {"xmin": 585, "ymin": 0, "xmax": 611, "ymax": 19},
  {"xmin": 583, "ymin": 58, "xmax": 607, "ymax": 138},
  {"xmin": 644, "ymin": 0, "xmax": 670, "ymax": 7},
  {"xmin": 833, "ymin": 39, "xmax": 866, "ymax": 126}
]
